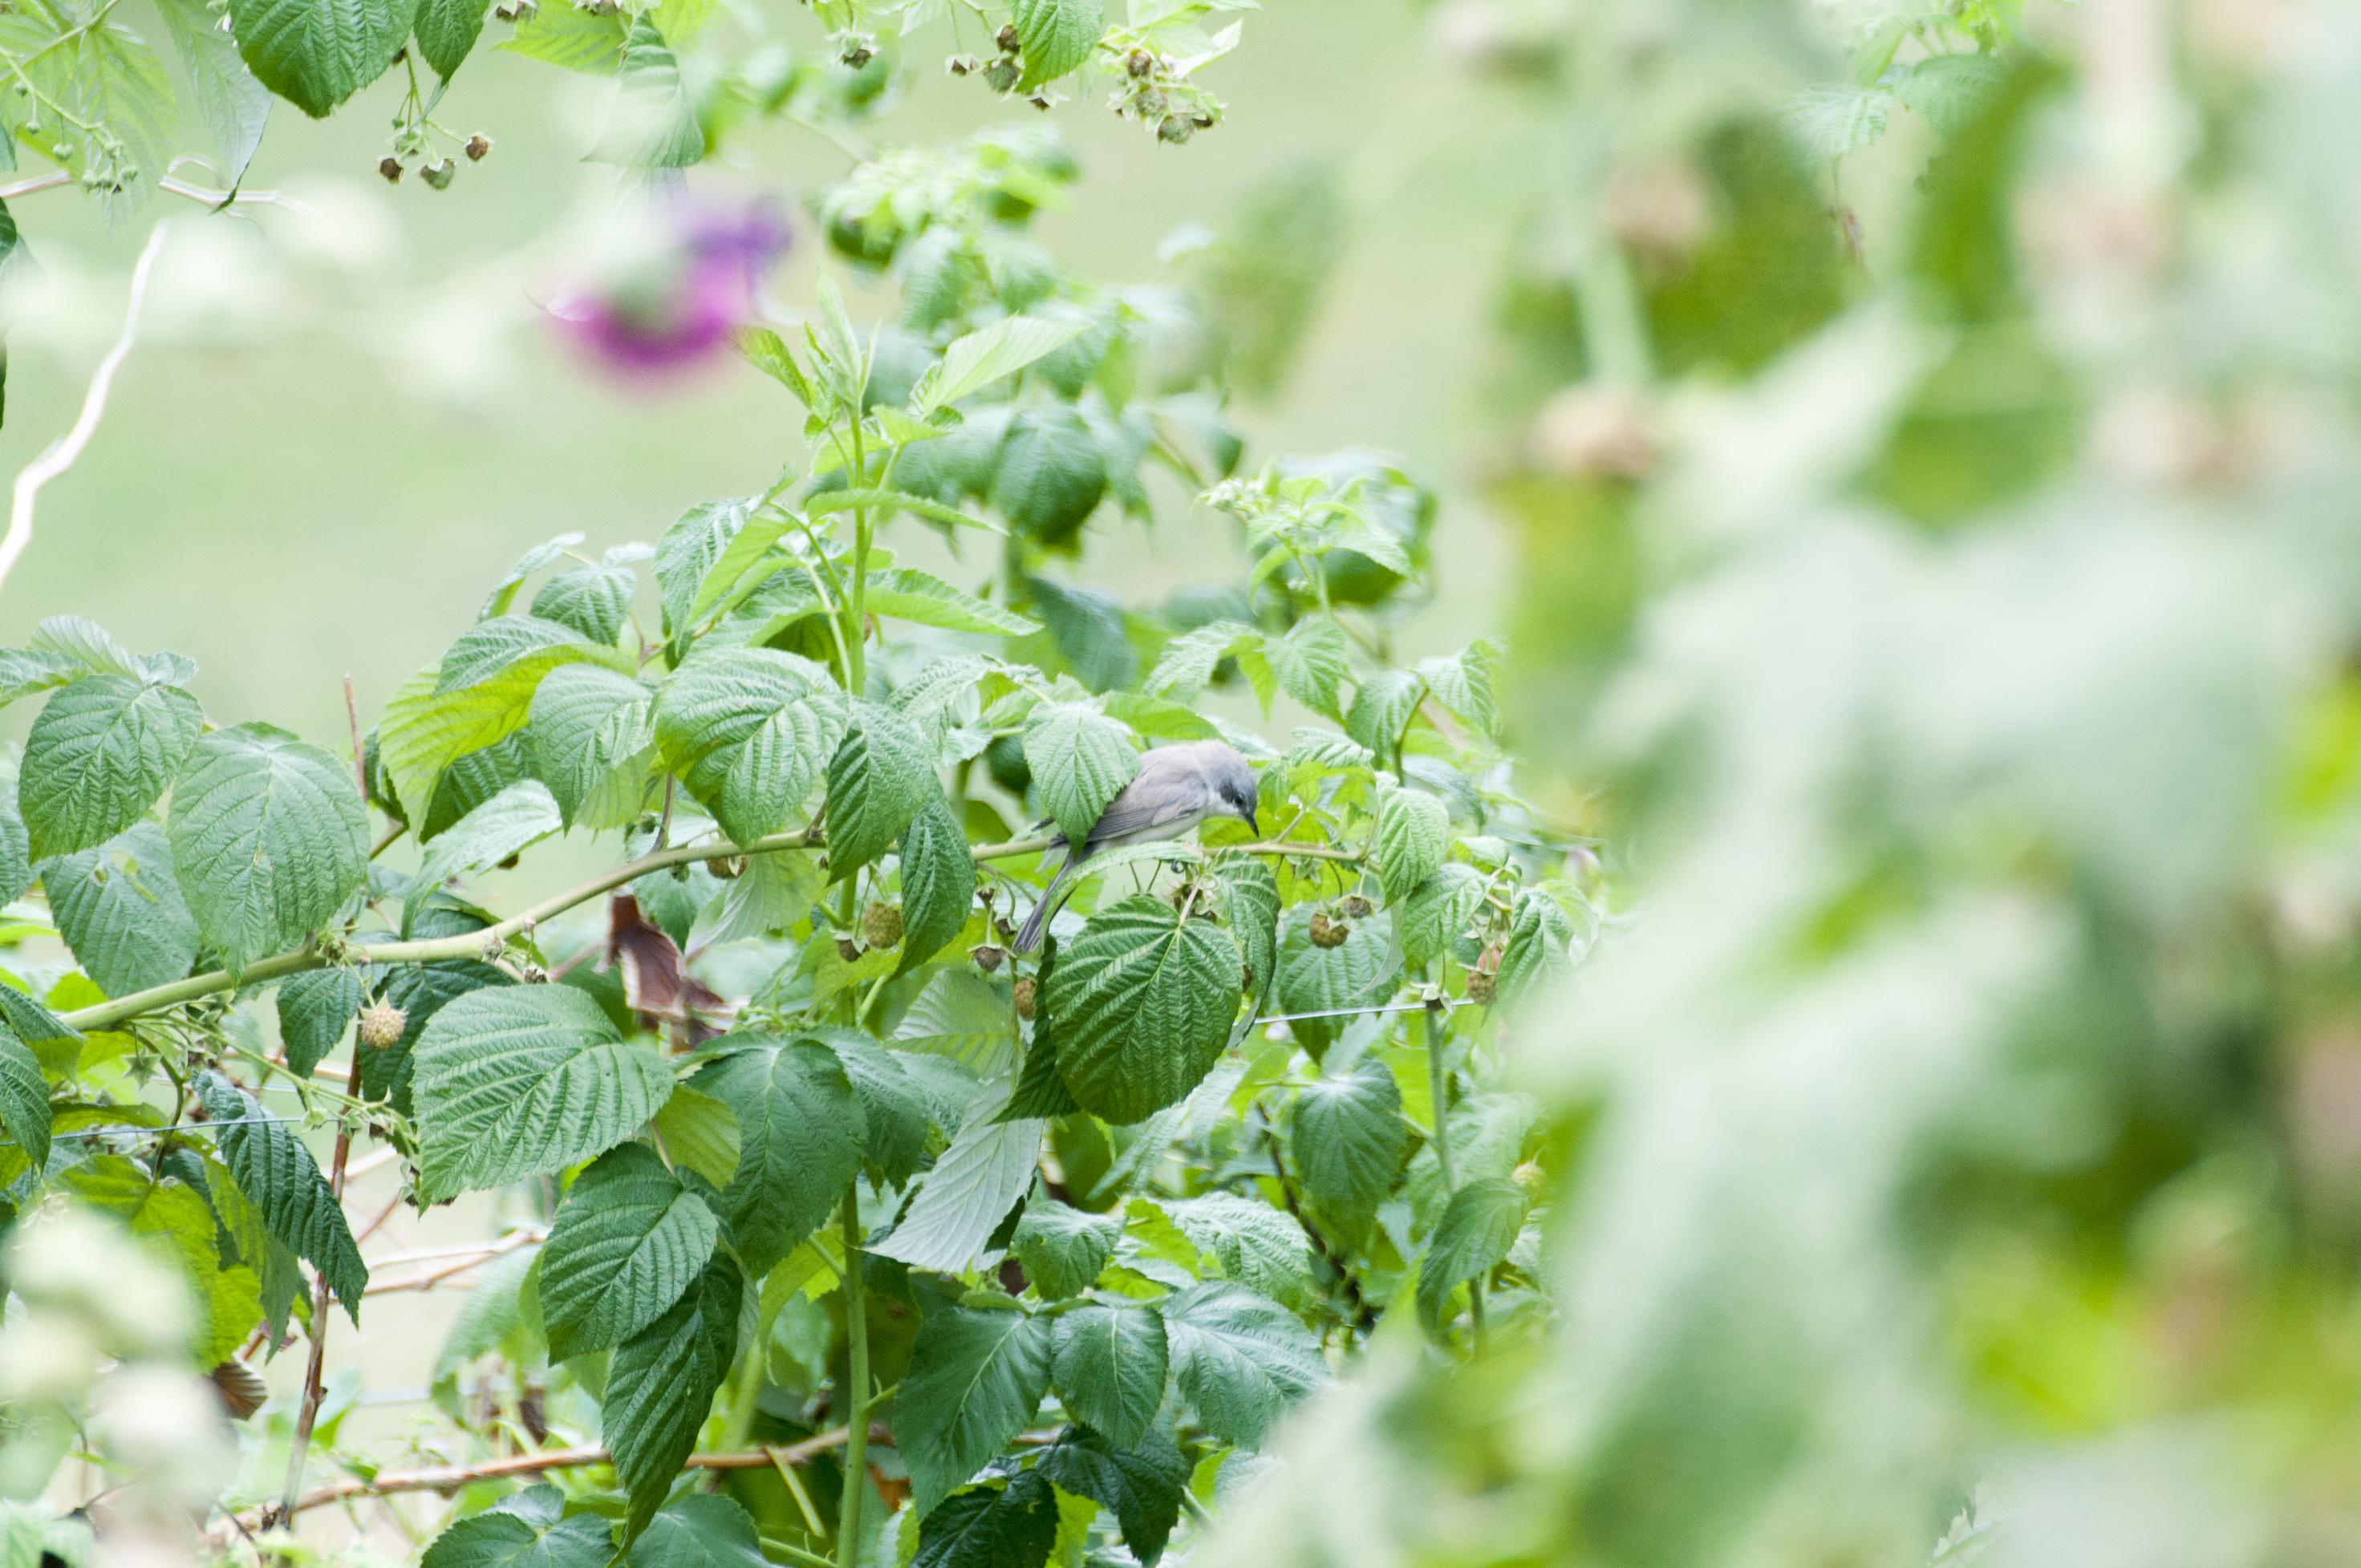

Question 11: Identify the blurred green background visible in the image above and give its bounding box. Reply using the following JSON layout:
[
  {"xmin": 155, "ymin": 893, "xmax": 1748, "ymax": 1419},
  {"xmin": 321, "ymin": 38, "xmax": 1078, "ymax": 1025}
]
[{"xmin": 0, "ymin": 0, "xmax": 1520, "ymax": 746}]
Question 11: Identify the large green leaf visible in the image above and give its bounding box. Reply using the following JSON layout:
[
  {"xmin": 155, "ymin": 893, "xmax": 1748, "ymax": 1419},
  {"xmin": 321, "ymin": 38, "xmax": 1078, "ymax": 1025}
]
[
  {"xmin": 625, "ymin": 1494, "xmax": 768, "ymax": 1568},
  {"xmin": 876, "ymin": 1081, "xmax": 1041, "ymax": 1274},
  {"xmin": 539, "ymin": 1141, "xmax": 720, "ymax": 1360},
  {"xmin": 421, "ymin": 1485, "xmax": 613, "ymax": 1567},
  {"xmin": 899, "ymin": 1301, "xmax": 1056, "ymax": 1514},
  {"xmin": 1264, "ymin": 618, "xmax": 1349, "ymax": 720},
  {"xmin": 20, "ymin": 675, "xmax": 202, "ymax": 861},
  {"xmin": 1051, "ymin": 1301, "xmax": 1166, "ymax": 1448},
  {"xmin": 1373, "ymin": 785, "xmax": 1449, "ymax": 904},
  {"xmin": 0, "ymin": 0, "xmax": 175, "ymax": 222},
  {"xmin": 194, "ymin": 1072, "xmax": 368, "ymax": 1320},
  {"xmin": 275, "ymin": 966, "xmax": 366, "ymax": 1076},
  {"xmin": 228, "ymin": 0, "xmax": 409, "ymax": 115},
  {"xmin": 1272, "ymin": 906, "xmax": 1398, "ymax": 1055},
  {"xmin": 413, "ymin": 0, "xmax": 489, "ymax": 79},
  {"xmin": 156, "ymin": 0, "xmax": 270, "ymax": 184},
  {"xmin": 1415, "ymin": 1177, "xmax": 1527, "ymax": 1331},
  {"xmin": 655, "ymin": 496, "xmax": 757, "ymax": 640},
  {"xmin": 411, "ymin": 987, "xmax": 674, "ymax": 1203},
  {"xmin": 1010, "ymin": 1198, "xmax": 1118, "ymax": 1300},
  {"xmin": 1032, "ymin": 1428, "xmax": 1188, "ymax": 1566},
  {"xmin": 529, "ymin": 664, "xmax": 658, "ymax": 829},
  {"xmin": 41, "ymin": 820, "xmax": 200, "ymax": 999},
  {"xmin": 168, "ymin": 723, "xmax": 370, "ymax": 970},
  {"xmin": 530, "ymin": 565, "xmax": 635, "ymax": 645},
  {"xmin": 913, "ymin": 1472, "xmax": 1060, "ymax": 1568},
  {"xmin": 409, "ymin": 781, "xmax": 562, "ymax": 896},
  {"xmin": 1396, "ymin": 863, "xmax": 1484, "ymax": 967},
  {"xmin": 991, "ymin": 409, "xmax": 1107, "ymax": 545},
  {"xmin": 868, "ymin": 568, "xmax": 1042, "ymax": 637},
  {"xmin": 1160, "ymin": 1281, "xmax": 1325, "ymax": 1448},
  {"xmin": 687, "ymin": 1035, "xmax": 866, "ymax": 1273},
  {"xmin": 1344, "ymin": 670, "xmax": 1424, "ymax": 763},
  {"xmin": 1288, "ymin": 1060, "xmax": 1406, "ymax": 1245},
  {"xmin": 497, "ymin": 0, "xmax": 623, "ymax": 71},
  {"xmin": 1045, "ymin": 897, "xmax": 1241, "ymax": 1124},
  {"xmin": 1495, "ymin": 888, "xmax": 1576, "ymax": 1009},
  {"xmin": 1021, "ymin": 703, "xmax": 1137, "ymax": 847},
  {"xmin": 824, "ymin": 702, "xmax": 937, "ymax": 877},
  {"xmin": 1161, "ymin": 1192, "xmax": 1311, "ymax": 1303},
  {"xmin": 63, "ymin": 1158, "xmax": 262, "ymax": 1364},
  {"xmin": 1011, "ymin": 0, "xmax": 1101, "ymax": 90},
  {"xmin": 0, "ymin": 1026, "xmax": 49, "ymax": 1171},
  {"xmin": 896, "ymin": 792, "xmax": 976, "ymax": 974},
  {"xmin": 912, "ymin": 314, "xmax": 1089, "ymax": 417},
  {"xmin": 382, "ymin": 628, "xmax": 626, "ymax": 823},
  {"xmin": 893, "ymin": 970, "xmax": 1017, "ymax": 1075},
  {"xmin": 603, "ymin": 1251, "xmax": 742, "ymax": 1532},
  {"xmin": 654, "ymin": 647, "xmax": 846, "ymax": 842}
]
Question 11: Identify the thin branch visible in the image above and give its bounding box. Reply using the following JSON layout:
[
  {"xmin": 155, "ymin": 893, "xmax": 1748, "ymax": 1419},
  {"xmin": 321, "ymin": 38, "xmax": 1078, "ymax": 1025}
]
[
  {"xmin": 248, "ymin": 1424, "xmax": 879, "ymax": 1526},
  {"xmin": 277, "ymin": 1043, "xmax": 366, "ymax": 1522},
  {"xmin": 59, "ymin": 830, "xmax": 1369, "ymax": 1034},
  {"xmin": 1, "ymin": 222, "xmax": 169, "ymax": 598}
]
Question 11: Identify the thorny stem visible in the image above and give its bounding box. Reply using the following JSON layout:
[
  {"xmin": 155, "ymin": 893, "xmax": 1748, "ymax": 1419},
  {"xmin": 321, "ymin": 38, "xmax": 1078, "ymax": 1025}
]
[{"xmin": 59, "ymin": 834, "xmax": 1362, "ymax": 1034}]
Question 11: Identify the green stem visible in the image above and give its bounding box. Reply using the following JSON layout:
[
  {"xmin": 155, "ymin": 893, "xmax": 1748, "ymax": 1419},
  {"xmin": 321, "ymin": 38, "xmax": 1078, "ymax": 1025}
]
[
  {"xmin": 58, "ymin": 835, "xmax": 1361, "ymax": 1034},
  {"xmin": 836, "ymin": 1182, "xmax": 871, "ymax": 1568},
  {"xmin": 1421, "ymin": 988, "xmax": 1487, "ymax": 1347}
]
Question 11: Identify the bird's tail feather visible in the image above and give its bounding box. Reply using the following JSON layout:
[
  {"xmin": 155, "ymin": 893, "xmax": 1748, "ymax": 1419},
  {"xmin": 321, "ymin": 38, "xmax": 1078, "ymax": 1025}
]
[{"xmin": 1015, "ymin": 855, "xmax": 1077, "ymax": 952}]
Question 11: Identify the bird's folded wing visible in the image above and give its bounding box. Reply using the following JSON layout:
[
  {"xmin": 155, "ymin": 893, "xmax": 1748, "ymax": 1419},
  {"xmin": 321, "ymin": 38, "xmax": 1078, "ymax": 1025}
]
[{"xmin": 1081, "ymin": 789, "xmax": 1198, "ymax": 850}]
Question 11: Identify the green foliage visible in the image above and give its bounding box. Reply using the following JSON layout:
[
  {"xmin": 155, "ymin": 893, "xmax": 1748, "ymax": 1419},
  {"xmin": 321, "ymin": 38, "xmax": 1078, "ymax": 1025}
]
[
  {"xmin": 899, "ymin": 1301, "xmax": 1056, "ymax": 1514},
  {"xmin": 537, "ymin": 1142, "xmax": 720, "ymax": 1359},
  {"xmin": 168, "ymin": 724, "xmax": 370, "ymax": 970},
  {"xmin": 1045, "ymin": 896, "xmax": 1243, "ymax": 1122}
]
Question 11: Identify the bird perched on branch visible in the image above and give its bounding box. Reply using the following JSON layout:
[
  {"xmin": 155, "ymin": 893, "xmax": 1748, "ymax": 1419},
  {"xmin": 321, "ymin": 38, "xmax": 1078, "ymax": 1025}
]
[{"xmin": 1014, "ymin": 739, "xmax": 1260, "ymax": 950}]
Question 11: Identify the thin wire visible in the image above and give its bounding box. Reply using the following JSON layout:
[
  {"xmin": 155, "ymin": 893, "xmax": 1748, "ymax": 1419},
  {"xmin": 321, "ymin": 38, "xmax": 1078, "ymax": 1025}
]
[
  {"xmin": 0, "ymin": 1113, "xmax": 304, "ymax": 1150},
  {"xmin": 1251, "ymin": 997, "xmax": 1466, "ymax": 1027}
]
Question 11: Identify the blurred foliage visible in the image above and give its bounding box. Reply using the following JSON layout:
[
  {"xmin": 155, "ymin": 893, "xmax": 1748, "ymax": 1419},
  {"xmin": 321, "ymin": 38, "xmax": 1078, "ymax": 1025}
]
[{"xmin": 1209, "ymin": 1, "xmax": 2361, "ymax": 1566}]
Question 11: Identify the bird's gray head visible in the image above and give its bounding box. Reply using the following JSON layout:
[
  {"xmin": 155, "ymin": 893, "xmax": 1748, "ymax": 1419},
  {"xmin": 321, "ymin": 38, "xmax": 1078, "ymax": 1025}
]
[{"xmin": 1196, "ymin": 742, "xmax": 1260, "ymax": 836}]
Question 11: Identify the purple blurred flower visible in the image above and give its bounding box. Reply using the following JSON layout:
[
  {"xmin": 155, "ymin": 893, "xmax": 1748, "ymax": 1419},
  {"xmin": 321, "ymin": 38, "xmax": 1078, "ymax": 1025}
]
[{"xmin": 550, "ymin": 202, "xmax": 790, "ymax": 377}]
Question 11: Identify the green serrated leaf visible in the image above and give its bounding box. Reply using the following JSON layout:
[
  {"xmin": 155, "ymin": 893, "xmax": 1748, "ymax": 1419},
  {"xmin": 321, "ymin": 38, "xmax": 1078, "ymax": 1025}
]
[
  {"xmin": 539, "ymin": 1141, "xmax": 720, "ymax": 1360},
  {"xmin": 876, "ymin": 1080, "xmax": 1041, "ymax": 1273},
  {"xmin": 626, "ymin": 1494, "xmax": 768, "ymax": 1568},
  {"xmin": 869, "ymin": 568, "xmax": 1042, "ymax": 636},
  {"xmin": 914, "ymin": 1472, "xmax": 1059, "ymax": 1568},
  {"xmin": 1051, "ymin": 1301, "xmax": 1166, "ymax": 1447},
  {"xmin": 1033, "ymin": 1428, "xmax": 1187, "ymax": 1566},
  {"xmin": 606, "ymin": 1250, "xmax": 741, "ymax": 1533},
  {"xmin": 156, "ymin": 0, "xmax": 270, "ymax": 184},
  {"xmin": 413, "ymin": 0, "xmax": 488, "ymax": 77},
  {"xmin": 914, "ymin": 314, "xmax": 1089, "ymax": 417},
  {"xmin": 1265, "ymin": 618, "xmax": 1348, "ymax": 719},
  {"xmin": 1397, "ymin": 862, "xmax": 1484, "ymax": 967},
  {"xmin": 530, "ymin": 664, "xmax": 659, "ymax": 829},
  {"xmin": 1495, "ymin": 887, "xmax": 1576, "ymax": 1010},
  {"xmin": 20, "ymin": 675, "xmax": 203, "ymax": 861},
  {"xmin": 421, "ymin": 1485, "xmax": 613, "ymax": 1567},
  {"xmin": 228, "ymin": 0, "xmax": 409, "ymax": 115},
  {"xmin": 1012, "ymin": 0, "xmax": 1101, "ymax": 89},
  {"xmin": 531, "ymin": 565, "xmax": 635, "ymax": 645},
  {"xmin": 897, "ymin": 792, "xmax": 976, "ymax": 974},
  {"xmin": 688, "ymin": 1035, "xmax": 866, "ymax": 1273},
  {"xmin": 411, "ymin": 987, "xmax": 674, "ymax": 1203},
  {"xmin": 1373, "ymin": 785, "xmax": 1448, "ymax": 905},
  {"xmin": 1045, "ymin": 896, "xmax": 1240, "ymax": 1124},
  {"xmin": 276, "ymin": 964, "xmax": 364, "ymax": 1077},
  {"xmin": 497, "ymin": 0, "xmax": 623, "ymax": 70},
  {"xmin": 194, "ymin": 1071, "xmax": 368, "ymax": 1320},
  {"xmin": 1021, "ymin": 702, "xmax": 1137, "ymax": 847},
  {"xmin": 1272, "ymin": 905, "xmax": 1396, "ymax": 1056},
  {"xmin": 410, "ymin": 781, "xmax": 562, "ymax": 896},
  {"xmin": 899, "ymin": 1301, "xmax": 1056, "ymax": 1515},
  {"xmin": 41, "ymin": 820, "xmax": 199, "ymax": 999},
  {"xmin": 168, "ymin": 723, "xmax": 369, "ymax": 970},
  {"xmin": 1010, "ymin": 1198, "xmax": 1118, "ymax": 1300},
  {"xmin": 1787, "ymin": 83, "xmax": 1896, "ymax": 160},
  {"xmin": 1162, "ymin": 1281, "xmax": 1323, "ymax": 1448},
  {"xmin": 0, "ymin": 1025, "xmax": 49, "ymax": 1170},
  {"xmin": 655, "ymin": 647, "xmax": 847, "ymax": 843},
  {"xmin": 590, "ymin": 13, "xmax": 704, "ymax": 168},
  {"xmin": 655, "ymin": 496, "xmax": 757, "ymax": 642},
  {"xmin": 1415, "ymin": 1177, "xmax": 1527, "ymax": 1331},
  {"xmin": 1288, "ymin": 1060, "xmax": 1405, "ymax": 1245},
  {"xmin": 824, "ymin": 702, "xmax": 937, "ymax": 877}
]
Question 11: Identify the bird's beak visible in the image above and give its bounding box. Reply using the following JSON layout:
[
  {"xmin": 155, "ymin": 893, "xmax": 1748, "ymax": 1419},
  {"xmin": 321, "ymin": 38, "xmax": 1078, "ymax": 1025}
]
[{"xmin": 1244, "ymin": 806, "xmax": 1260, "ymax": 837}]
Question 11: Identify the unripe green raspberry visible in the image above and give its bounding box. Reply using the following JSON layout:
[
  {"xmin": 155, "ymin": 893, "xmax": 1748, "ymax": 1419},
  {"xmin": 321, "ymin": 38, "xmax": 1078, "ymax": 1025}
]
[
  {"xmin": 972, "ymin": 943, "xmax": 1007, "ymax": 974},
  {"xmin": 1013, "ymin": 977, "xmax": 1036, "ymax": 1020},
  {"xmin": 359, "ymin": 1000, "xmax": 408, "ymax": 1051},
  {"xmin": 864, "ymin": 902, "xmax": 904, "ymax": 949},
  {"xmin": 1308, "ymin": 911, "xmax": 1349, "ymax": 949}
]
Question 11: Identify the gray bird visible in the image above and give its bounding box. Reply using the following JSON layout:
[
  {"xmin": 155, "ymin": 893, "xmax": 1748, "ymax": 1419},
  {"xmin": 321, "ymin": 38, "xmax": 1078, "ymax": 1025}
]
[{"xmin": 1014, "ymin": 739, "xmax": 1260, "ymax": 951}]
